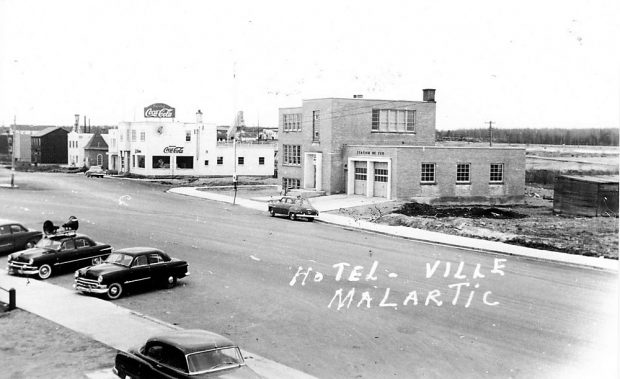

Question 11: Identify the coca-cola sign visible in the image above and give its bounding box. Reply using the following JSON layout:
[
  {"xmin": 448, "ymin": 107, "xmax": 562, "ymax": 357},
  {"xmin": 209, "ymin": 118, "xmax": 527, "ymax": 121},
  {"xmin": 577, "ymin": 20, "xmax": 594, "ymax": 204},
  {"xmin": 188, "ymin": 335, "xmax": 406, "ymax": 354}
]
[
  {"xmin": 163, "ymin": 146, "xmax": 184, "ymax": 154},
  {"xmin": 144, "ymin": 103, "xmax": 175, "ymax": 118}
]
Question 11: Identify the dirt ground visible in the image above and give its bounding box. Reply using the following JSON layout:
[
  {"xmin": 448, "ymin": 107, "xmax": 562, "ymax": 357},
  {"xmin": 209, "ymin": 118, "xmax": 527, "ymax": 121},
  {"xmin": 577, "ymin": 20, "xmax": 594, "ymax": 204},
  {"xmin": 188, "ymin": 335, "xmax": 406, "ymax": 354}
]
[
  {"xmin": 0, "ymin": 308, "xmax": 116, "ymax": 378},
  {"xmin": 333, "ymin": 186, "xmax": 619, "ymax": 259}
]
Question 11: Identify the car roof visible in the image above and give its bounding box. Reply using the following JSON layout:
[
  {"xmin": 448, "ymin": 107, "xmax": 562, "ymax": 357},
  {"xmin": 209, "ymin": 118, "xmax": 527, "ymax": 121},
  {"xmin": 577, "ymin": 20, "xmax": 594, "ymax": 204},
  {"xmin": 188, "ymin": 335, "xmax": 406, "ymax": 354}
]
[
  {"xmin": 115, "ymin": 247, "xmax": 166, "ymax": 256},
  {"xmin": 45, "ymin": 233, "xmax": 90, "ymax": 240},
  {"xmin": 146, "ymin": 329, "xmax": 235, "ymax": 355},
  {"xmin": 0, "ymin": 219, "xmax": 22, "ymax": 226}
]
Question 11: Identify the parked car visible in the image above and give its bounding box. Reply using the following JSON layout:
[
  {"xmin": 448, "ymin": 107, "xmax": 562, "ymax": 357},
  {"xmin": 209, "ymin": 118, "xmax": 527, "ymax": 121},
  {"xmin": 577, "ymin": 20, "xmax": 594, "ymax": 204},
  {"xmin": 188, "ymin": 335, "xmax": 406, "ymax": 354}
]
[
  {"xmin": 0, "ymin": 219, "xmax": 43, "ymax": 255},
  {"xmin": 74, "ymin": 247, "xmax": 189, "ymax": 300},
  {"xmin": 267, "ymin": 196, "xmax": 319, "ymax": 221},
  {"xmin": 85, "ymin": 165, "xmax": 105, "ymax": 178},
  {"xmin": 7, "ymin": 231, "xmax": 113, "ymax": 280},
  {"xmin": 113, "ymin": 329, "xmax": 261, "ymax": 378}
]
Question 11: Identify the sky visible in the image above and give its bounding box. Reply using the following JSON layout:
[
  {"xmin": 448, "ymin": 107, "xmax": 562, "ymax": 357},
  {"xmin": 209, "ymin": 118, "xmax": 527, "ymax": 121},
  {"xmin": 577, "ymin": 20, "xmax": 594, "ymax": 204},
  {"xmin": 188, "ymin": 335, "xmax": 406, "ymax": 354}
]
[{"xmin": 0, "ymin": 0, "xmax": 618, "ymax": 130}]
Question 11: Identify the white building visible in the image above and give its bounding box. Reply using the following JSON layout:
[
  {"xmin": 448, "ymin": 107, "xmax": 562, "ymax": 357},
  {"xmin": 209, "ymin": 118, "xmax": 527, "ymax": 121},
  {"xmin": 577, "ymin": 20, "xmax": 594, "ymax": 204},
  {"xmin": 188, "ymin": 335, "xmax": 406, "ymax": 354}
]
[
  {"xmin": 67, "ymin": 130, "xmax": 93, "ymax": 167},
  {"xmin": 107, "ymin": 108, "xmax": 275, "ymax": 177}
]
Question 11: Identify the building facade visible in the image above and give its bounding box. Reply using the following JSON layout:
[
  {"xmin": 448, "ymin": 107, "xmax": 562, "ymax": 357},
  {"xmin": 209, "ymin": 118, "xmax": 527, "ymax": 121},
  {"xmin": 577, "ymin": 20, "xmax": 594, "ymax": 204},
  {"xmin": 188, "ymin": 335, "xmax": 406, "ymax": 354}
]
[
  {"xmin": 83, "ymin": 132, "xmax": 109, "ymax": 169},
  {"xmin": 68, "ymin": 131, "xmax": 93, "ymax": 167},
  {"xmin": 31, "ymin": 127, "xmax": 69, "ymax": 164},
  {"xmin": 278, "ymin": 90, "xmax": 525, "ymax": 204},
  {"xmin": 107, "ymin": 110, "xmax": 274, "ymax": 177}
]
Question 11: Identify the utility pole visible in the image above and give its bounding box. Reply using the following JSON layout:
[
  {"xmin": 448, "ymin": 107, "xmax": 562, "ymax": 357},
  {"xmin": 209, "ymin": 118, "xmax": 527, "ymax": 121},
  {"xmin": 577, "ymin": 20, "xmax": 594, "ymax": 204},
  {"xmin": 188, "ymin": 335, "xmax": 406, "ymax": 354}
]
[
  {"xmin": 10, "ymin": 115, "xmax": 15, "ymax": 187},
  {"xmin": 487, "ymin": 121, "xmax": 494, "ymax": 147}
]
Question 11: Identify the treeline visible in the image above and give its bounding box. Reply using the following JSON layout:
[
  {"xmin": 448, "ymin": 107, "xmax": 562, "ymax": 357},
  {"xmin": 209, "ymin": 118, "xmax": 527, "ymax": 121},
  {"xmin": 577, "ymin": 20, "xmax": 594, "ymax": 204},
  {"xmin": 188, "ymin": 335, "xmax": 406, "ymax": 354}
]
[{"xmin": 436, "ymin": 128, "xmax": 619, "ymax": 146}]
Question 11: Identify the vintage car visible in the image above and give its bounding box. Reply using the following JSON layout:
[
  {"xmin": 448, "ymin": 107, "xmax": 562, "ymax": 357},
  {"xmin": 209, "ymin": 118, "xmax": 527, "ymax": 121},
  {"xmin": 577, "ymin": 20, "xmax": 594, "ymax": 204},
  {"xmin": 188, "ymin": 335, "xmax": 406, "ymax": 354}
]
[
  {"xmin": 74, "ymin": 247, "xmax": 189, "ymax": 300},
  {"xmin": 267, "ymin": 196, "xmax": 319, "ymax": 221},
  {"xmin": 7, "ymin": 218, "xmax": 112, "ymax": 280},
  {"xmin": 113, "ymin": 329, "xmax": 261, "ymax": 378},
  {"xmin": 85, "ymin": 165, "xmax": 105, "ymax": 178},
  {"xmin": 0, "ymin": 219, "xmax": 43, "ymax": 255}
]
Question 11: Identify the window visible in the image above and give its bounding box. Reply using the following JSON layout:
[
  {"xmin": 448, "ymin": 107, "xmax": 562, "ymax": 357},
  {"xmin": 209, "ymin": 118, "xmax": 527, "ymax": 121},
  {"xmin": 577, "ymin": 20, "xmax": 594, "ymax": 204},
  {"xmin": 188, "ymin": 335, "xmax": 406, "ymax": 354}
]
[
  {"xmin": 186, "ymin": 131, "xmax": 191, "ymax": 142},
  {"xmin": 152, "ymin": 156, "xmax": 170, "ymax": 168},
  {"xmin": 283, "ymin": 145, "xmax": 301, "ymax": 165},
  {"xmin": 75, "ymin": 238, "xmax": 90, "ymax": 248},
  {"xmin": 259, "ymin": 157, "xmax": 265, "ymax": 165},
  {"xmin": 283, "ymin": 113, "xmax": 302, "ymax": 131},
  {"xmin": 137, "ymin": 155, "xmax": 145, "ymax": 168},
  {"xmin": 10, "ymin": 224, "xmax": 26, "ymax": 233},
  {"xmin": 62, "ymin": 240, "xmax": 76, "ymax": 251},
  {"xmin": 96, "ymin": 154, "xmax": 103, "ymax": 166},
  {"xmin": 490, "ymin": 163, "xmax": 504, "ymax": 183},
  {"xmin": 217, "ymin": 156, "xmax": 223, "ymax": 165},
  {"xmin": 148, "ymin": 254, "xmax": 164, "ymax": 264},
  {"xmin": 204, "ymin": 160, "xmax": 209, "ymax": 166},
  {"xmin": 371, "ymin": 109, "xmax": 415, "ymax": 132},
  {"xmin": 133, "ymin": 255, "xmax": 148, "ymax": 267},
  {"xmin": 0, "ymin": 226, "xmax": 9, "ymax": 235},
  {"xmin": 131, "ymin": 130, "xmax": 136, "ymax": 142},
  {"xmin": 140, "ymin": 131, "xmax": 145, "ymax": 142},
  {"xmin": 456, "ymin": 163, "xmax": 470, "ymax": 183},
  {"xmin": 238, "ymin": 157, "xmax": 244, "ymax": 165},
  {"xmin": 421, "ymin": 163, "xmax": 435, "ymax": 183},
  {"xmin": 176, "ymin": 156, "xmax": 194, "ymax": 169},
  {"xmin": 312, "ymin": 110, "xmax": 320, "ymax": 141},
  {"xmin": 132, "ymin": 155, "xmax": 136, "ymax": 167},
  {"xmin": 375, "ymin": 168, "xmax": 388, "ymax": 182},
  {"xmin": 282, "ymin": 178, "xmax": 300, "ymax": 190},
  {"xmin": 355, "ymin": 167, "xmax": 367, "ymax": 180}
]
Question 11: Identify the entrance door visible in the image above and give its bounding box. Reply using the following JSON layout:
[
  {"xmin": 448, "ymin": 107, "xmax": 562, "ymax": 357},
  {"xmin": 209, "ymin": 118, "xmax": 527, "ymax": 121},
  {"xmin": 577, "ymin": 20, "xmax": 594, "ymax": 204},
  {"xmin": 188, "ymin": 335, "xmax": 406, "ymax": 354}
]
[
  {"xmin": 354, "ymin": 161, "xmax": 367, "ymax": 195},
  {"xmin": 373, "ymin": 162, "xmax": 388, "ymax": 197}
]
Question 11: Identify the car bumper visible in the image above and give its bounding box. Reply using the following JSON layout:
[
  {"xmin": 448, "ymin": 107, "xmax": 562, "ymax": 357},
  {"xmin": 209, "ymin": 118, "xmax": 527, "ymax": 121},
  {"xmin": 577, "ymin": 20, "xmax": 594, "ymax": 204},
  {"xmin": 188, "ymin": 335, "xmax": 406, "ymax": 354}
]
[
  {"xmin": 73, "ymin": 281, "xmax": 109, "ymax": 294},
  {"xmin": 7, "ymin": 263, "xmax": 38, "ymax": 275}
]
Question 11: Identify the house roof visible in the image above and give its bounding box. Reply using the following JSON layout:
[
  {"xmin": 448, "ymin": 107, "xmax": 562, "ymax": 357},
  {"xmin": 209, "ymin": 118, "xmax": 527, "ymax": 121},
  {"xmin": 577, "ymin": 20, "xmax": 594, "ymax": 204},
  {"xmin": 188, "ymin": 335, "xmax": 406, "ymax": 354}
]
[
  {"xmin": 84, "ymin": 133, "xmax": 109, "ymax": 150},
  {"xmin": 32, "ymin": 126, "xmax": 70, "ymax": 137}
]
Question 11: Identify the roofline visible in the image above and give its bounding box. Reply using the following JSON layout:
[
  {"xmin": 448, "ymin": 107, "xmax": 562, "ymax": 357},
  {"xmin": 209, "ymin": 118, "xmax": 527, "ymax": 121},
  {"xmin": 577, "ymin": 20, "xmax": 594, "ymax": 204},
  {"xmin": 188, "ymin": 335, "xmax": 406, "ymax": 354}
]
[{"xmin": 347, "ymin": 144, "xmax": 525, "ymax": 150}]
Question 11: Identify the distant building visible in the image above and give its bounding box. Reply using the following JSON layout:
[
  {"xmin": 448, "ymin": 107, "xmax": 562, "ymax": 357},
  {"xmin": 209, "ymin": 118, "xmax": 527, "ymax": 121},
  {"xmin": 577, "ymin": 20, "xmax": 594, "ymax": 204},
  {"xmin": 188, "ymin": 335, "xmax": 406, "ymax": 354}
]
[
  {"xmin": 31, "ymin": 127, "xmax": 69, "ymax": 164},
  {"xmin": 83, "ymin": 132, "xmax": 109, "ymax": 169},
  {"xmin": 553, "ymin": 175, "xmax": 619, "ymax": 216},
  {"xmin": 68, "ymin": 130, "xmax": 93, "ymax": 167},
  {"xmin": 278, "ymin": 90, "xmax": 525, "ymax": 204}
]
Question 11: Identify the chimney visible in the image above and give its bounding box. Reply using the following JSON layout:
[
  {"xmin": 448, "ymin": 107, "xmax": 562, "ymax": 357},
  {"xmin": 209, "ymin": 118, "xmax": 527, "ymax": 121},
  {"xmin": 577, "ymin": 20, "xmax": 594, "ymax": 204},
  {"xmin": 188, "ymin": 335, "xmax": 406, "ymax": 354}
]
[
  {"xmin": 353, "ymin": 94, "xmax": 363, "ymax": 99},
  {"xmin": 196, "ymin": 109, "xmax": 203, "ymax": 124},
  {"xmin": 74, "ymin": 114, "xmax": 79, "ymax": 132},
  {"xmin": 423, "ymin": 89, "xmax": 436, "ymax": 102}
]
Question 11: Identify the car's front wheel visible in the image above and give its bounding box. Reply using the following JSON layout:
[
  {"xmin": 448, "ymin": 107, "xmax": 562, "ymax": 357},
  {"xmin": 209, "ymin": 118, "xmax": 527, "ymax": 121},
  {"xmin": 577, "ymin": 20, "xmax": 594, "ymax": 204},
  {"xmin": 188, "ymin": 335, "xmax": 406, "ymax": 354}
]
[
  {"xmin": 289, "ymin": 213, "xmax": 297, "ymax": 221},
  {"xmin": 37, "ymin": 264, "xmax": 52, "ymax": 280},
  {"xmin": 106, "ymin": 283, "xmax": 123, "ymax": 300},
  {"xmin": 269, "ymin": 209, "xmax": 275, "ymax": 217}
]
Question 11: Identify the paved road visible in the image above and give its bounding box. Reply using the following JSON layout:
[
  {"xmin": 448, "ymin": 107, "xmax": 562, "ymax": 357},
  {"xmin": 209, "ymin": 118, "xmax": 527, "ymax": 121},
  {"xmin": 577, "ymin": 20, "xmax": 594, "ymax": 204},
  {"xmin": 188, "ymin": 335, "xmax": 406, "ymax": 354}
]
[{"xmin": 1, "ymin": 170, "xmax": 617, "ymax": 379}]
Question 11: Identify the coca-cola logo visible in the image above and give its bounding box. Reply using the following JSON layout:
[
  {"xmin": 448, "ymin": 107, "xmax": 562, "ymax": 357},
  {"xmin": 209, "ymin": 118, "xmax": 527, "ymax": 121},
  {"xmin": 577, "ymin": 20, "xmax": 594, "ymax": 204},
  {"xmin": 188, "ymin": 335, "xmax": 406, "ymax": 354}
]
[
  {"xmin": 163, "ymin": 146, "xmax": 184, "ymax": 154},
  {"xmin": 144, "ymin": 103, "xmax": 175, "ymax": 118}
]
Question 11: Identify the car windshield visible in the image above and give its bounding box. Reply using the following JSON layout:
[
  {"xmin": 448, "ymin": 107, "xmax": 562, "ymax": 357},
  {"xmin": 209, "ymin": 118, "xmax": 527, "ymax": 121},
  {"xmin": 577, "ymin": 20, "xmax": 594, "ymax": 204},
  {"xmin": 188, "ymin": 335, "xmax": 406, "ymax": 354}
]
[
  {"xmin": 35, "ymin": 238, "xmax": 61, "ymax": 250},
  {"xmin": 186, "ymin": 347, "xmax": 243, "ymax": 374},
  {"xmin": 105, "ymin": 252, "xmax": 133, "ymax": 267}
]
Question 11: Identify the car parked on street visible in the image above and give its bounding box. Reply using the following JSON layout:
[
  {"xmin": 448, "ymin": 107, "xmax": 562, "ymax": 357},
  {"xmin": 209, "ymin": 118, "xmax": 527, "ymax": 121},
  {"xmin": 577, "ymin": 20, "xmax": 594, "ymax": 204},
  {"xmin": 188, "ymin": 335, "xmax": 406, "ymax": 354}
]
[
  {"xmin": 85, "ymin": 165, "xmax": 106, "ymax": 178},
  {"xmin": 0, "ymin": 219, "xmax": 43, "ymax": 256},
  {"xmin": 7, "ymin": 231, "xmax": 113, "ymax": 280},
  {"xmin": 267, "ymin": 196, "xmax": 319, "ymax": 221},
  {"xmin": 74, "ymin": 247, "xmax": 189, "ymax": 300},
  {"xmin": 113, "ymin": 329, "xmax": 261, "ymax": 378}
]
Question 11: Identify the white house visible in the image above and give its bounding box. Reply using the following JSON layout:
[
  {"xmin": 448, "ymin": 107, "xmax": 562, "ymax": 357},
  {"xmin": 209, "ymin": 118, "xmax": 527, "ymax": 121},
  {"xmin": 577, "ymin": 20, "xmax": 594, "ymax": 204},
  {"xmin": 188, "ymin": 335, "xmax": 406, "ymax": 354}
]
[{"xmin": 67, "ymin": 130, "xmax": 93, "ymax": 167}]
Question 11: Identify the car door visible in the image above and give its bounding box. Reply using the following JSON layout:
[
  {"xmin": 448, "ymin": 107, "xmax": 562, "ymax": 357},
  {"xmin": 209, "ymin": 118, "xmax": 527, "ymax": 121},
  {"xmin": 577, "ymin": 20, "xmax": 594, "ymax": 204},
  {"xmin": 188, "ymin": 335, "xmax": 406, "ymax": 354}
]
[
  {"xmin": 126, "ymin": 254, "xmax": 151, "ymax": 288},
  {"xmin": 142, "ymin": 342, "xmax": 188, "ymax": 378},
  {"xmin": 9, "ymin": 224, "xmax": 28, "ymax": 249},
  {"xmin": 57, "ymin": 239, "xmax": 79, "ymax": 268},
  {"xmin": 147, "ymin": 252, "xmax": 169, "ymax": 284},
  {"xmin": 74, "ymin": 237, "xmax": 98, "ymax": 264},
  {"xmin": 0, "ymin": 225, "xmax": 13, "ymax": 254},
  {"xmin": 278, "ymin": 198, "xmax": 292, "ymax": 214}
]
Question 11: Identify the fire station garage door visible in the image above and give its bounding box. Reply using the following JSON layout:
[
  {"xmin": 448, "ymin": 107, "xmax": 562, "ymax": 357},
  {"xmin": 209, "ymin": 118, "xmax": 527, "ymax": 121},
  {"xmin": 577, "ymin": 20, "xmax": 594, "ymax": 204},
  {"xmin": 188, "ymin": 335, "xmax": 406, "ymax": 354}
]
[
  {"xmin": 354, "ymin": 161, "xmax": 367, "ymax": 195},
  {"xmin": 373, "ymin": 162, "xmax": 388, "ymax": 197}
]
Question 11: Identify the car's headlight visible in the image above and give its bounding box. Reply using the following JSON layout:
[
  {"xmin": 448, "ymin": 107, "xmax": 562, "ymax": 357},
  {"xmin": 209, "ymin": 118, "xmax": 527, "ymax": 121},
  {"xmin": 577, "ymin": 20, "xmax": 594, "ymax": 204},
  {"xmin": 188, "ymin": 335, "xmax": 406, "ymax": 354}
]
[
  {"xmin": 7, "ymin": 254, "xmax": 12, "ymax": 262},
  {"xmin": 97, "ymin": 275, "xmax": 103, "ymax": 283},
  {"xmin": 28, "ymin": 258, "xmax": 34, "ymax": 265},
  {"xmin": 74, "ymin": 270, "xmax": 79, "ymax": 278}
]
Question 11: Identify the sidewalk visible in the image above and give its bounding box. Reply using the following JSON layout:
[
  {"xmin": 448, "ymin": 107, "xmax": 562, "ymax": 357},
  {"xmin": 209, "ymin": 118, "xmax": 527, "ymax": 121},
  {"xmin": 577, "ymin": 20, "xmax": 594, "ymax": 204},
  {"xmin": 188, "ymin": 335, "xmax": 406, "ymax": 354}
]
[
  {"xmin": 0, "ymin": 272, "xmax": 317, "ymax": 379},
  {"xmin": 169, "ymin": 187, "xmax": 618, "ymax": 272}
]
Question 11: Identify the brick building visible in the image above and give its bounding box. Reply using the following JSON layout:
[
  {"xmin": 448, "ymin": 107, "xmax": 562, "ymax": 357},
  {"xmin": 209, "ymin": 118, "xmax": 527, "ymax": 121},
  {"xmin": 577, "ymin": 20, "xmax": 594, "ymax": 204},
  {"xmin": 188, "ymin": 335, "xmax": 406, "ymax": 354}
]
[{"xmin": 278, "ymin": 90, "xmax": 525, "ymax": 204}]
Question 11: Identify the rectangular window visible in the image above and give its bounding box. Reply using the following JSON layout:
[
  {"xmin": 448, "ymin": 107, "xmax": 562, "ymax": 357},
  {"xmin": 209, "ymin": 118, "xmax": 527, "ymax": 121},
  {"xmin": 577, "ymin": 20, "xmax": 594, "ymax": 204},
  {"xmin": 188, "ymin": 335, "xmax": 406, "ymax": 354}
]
[
  {"xmin": 259, "ymin": 157, "xmax": 265, "ymax": 165},
  {"xmin": 421, "ymin": 163, "xmax": 435, "ymax": 183},
  {"xmin": 131, "ymin": 130, "xmax": 136, "ymax": 142},
  {"xmin": 282, "ymin": 178, "xmax": 300, "ymax": 190},
  {"xmin": 238, "ymin": 157, "xmax": 244, "ymax": 165},
  {"xmin": 490, "ymin": 163, "xmax": 504, "ymax": 183},
  {"xmin": 375, "ymin": 168, "xmax": 388, "ymax": 182},
  {"xmin": 354, "ymin": 167, "xmax": 367, "ymax": 180},
  {"xmin": 204, "ymin": 160, "xmax": 209, "ymax": 166},
  {"xmin": 283, "ymin": 113, "xmax": 302, "ymax": 132},
  {"xmin": 456, "ymin": 163, "xmax": 471, "ymax": 183},
  {"xmin": 217, "ymin": 156, "xmax": 223, "ymax": 165},
  {"xmin": 137, "ymin": 155, "xmax": 145, "ymax": 168},
  {"xmin": 186, "ymin": 131, "xmax": 191, "ymax": 142},
  {"xmin": 152, "ymin": 156, "xmax": 170, "ymax": 168},
  {"xmin": 283, "ymin": 145, "xmax": 301, "ymax": 165},
  {"xmin": 312, "ymin": 111, "xmax": 320, "ymax": 141},
  {"xmin": 372, "ymin": 109, "xmax": 416, "ymax": 133},
  {"xmin": 176, "ymin": 156, "xmax": 193, "ymax": 169},
  {"xmin": 132, "ymin": 155, "xmax": 136, "ymax": 167},
  {"xmin": 140, "ymin": 131, "xmax": 145, "ymax": 142}
]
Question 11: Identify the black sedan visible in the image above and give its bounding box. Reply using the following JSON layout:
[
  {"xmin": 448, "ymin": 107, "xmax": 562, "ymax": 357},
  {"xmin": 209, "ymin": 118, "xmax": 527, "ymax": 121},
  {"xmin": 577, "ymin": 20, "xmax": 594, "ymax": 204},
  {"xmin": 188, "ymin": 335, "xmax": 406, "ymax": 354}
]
[
  {"xmin": 74, "ymin": 247, "xmax": 189, "ymax": 300},
  {"xmin": 0, "ymin": 219, "xmax": 43, "ymax": 255},
  {"xmin": 7, "ymin": 232, "xmax": 113, "ymax": 280},
  {"xmin": 114, "ymin": 329, "xmax": 261, "ymax": 378},
  {"xmin": 267, "ymin": 196, "xmax": 319, "ymax": 221}
]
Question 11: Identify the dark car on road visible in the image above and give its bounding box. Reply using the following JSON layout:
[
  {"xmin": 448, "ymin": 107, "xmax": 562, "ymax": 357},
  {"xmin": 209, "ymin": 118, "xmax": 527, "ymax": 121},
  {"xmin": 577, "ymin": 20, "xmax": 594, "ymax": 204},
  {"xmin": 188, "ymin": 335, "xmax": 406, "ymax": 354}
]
[
  {"xmin": 114, "ymin": 329, "xmax": 261, "ymax": 378},
  {"xmin": 0, "ymin": 219, "xmax": 43, "ymax": 255},
  {"xmin": 7, "ymin": 231, "xmax": 113, "ymax": 280},
  {"xmin": 267, "ymin": 196, "xmax": 319, "ymax": 221},
  {"xmin": 74, "ymin": 247, "xmax": 189, "ymax": 300}
]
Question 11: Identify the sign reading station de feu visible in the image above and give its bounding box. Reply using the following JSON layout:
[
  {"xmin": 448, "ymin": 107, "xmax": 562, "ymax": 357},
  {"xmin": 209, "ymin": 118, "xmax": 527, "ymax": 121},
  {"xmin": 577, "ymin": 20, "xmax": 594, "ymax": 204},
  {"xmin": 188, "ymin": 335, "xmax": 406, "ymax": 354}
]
[{"xmin": 144, "ymin": 103, "xmax": 175, "ymax": 118}]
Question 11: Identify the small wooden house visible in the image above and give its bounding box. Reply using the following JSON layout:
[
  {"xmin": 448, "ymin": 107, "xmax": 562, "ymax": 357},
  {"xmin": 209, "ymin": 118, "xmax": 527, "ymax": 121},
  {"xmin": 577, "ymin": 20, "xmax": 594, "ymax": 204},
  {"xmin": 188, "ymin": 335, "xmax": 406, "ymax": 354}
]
[
  {"xmin": 553, "ymin": 175, "xmax": 619, "ymax": 217},
  {"xmin": 31, "ymin": 127, "xmax": 69, "ymax": 164}
]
